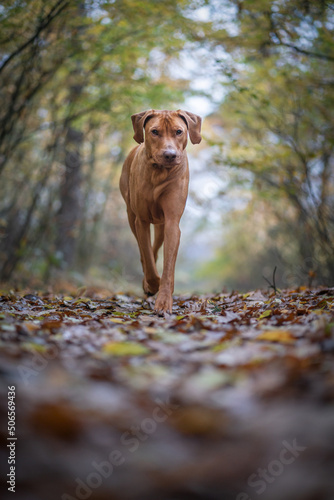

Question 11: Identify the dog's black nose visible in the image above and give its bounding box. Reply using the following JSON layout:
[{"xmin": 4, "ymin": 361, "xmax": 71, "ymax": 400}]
[{"xmin": 163, "ymin": 150, "xmax": 177, "ymax": 161}]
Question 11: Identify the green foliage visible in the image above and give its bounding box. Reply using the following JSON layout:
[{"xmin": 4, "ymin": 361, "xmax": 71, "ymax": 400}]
[
  {"xmin": 0, "ymin": 0, "xmax": 333, "ymax": 291},
  {"xmin": 201, "ymin": 0, "xmax": 334, "ymax": 288},
  {"xmin": 0, "ymin": 0, "xmax": 210, "ymax": 282}
]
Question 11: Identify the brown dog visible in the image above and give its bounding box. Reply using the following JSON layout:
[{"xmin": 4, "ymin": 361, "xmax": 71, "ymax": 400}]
[{"xmin": 119, "ymin": 109, "xmax": 202, "ymax": 313}]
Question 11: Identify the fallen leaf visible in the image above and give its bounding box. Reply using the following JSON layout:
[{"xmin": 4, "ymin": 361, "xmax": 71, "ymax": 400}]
[
  {"xmin": 258, "ymin": 309, "xmax": 272, "ymax": 319},
  {"xmin": 102, "ymin": 341, "xmax": 150, "ymax": 356},
  {"xmin": 256, "ymin": 329, "xmax": 295, "ymax": 343}
]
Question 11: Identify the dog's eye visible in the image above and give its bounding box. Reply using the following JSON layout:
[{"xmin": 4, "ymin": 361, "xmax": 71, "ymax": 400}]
[
  {"xmin": 151, "ymin": 129, "xmax": 159, "ymax": 136},
  {"xmin": 176, "ymin": 129, "xmax": 183, "ymax": 135}
]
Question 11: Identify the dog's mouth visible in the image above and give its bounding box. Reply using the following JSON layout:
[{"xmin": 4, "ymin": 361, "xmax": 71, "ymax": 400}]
[{"xmin": 153, "ymin": 156, "xmax": 181, "ymax": 169}]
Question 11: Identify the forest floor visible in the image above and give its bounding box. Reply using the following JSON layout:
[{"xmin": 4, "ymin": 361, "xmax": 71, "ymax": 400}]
[{"xmin": 0, "ymin": 286, "xmax": 334, "ymax": 500}]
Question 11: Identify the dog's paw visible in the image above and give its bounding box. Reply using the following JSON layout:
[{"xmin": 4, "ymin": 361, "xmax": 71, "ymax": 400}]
[
  {"xmin": 143, "ymin": 277, "xmax": 160, "ymax": 296},
  {"xmin": 154, "ymin": 291, "xmax": 173, "ymax": 315}
]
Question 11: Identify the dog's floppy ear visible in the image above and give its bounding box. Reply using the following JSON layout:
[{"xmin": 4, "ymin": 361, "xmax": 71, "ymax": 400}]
[
  {"xmin": 177, "ymin": 110, "xmax": 202, "ymax": 144},
  {"xmin": 131, "ymin": 110, "xmax": 155, "ymax": 144}
]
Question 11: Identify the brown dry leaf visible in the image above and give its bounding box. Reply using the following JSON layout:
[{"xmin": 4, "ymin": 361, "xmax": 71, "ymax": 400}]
[
  {"xmin": 41, "ymin": 319, "xmax": 63, "ymax": 331},
  {"xmin": 170, "ymin": 406, "xmax": 228, "ymax": 436},
  {"xmin": 29, "ymin": 402, "xmax": 83, "ymax": 440}
]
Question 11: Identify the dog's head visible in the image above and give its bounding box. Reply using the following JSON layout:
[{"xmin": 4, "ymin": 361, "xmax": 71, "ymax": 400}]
[{"xmin": 131, "ymin": 109, "xmax": 202, "ymax": 168}]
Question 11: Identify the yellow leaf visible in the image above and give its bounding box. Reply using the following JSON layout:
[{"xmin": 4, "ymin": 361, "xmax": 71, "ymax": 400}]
[
  {"xmin": 212, "ymin": 339, "xmax": 242, "ymax": 351},
  {"xmin": 258, "ymin": 309, "xmax": 272, "ymax": 319},
  {"xmin": 256, "ymin": 330, "xmax": 294, "ymax": 343},
  {"xmin": 109, "ymin": 318, "xmax": 125, "ymax": 324},
  {"xmin": 312, "ymin": 309, "xmax": 327, "ymax": 315},
  {"xmin": 102, "ymin": 342, "xmax": 150, "ymax": 356},
  {"xmin": 22, "ymin": 342, "xmax": 48, "ymax": 352},
  {"xmin": 73, "ymin": 298, "xmax": 91, "ymax": 304}
]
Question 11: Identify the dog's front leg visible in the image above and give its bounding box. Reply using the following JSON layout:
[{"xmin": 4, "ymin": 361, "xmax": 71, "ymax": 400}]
[
  {"xmin": 135, "ymin": 218, "xmax": 160, "ymax": 296},
  {"xmin": 154, "ymin": 218, "xmax": 181, "ymax": 314}
]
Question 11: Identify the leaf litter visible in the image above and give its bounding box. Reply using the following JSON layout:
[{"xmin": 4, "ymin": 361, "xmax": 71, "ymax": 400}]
[{"xmin": 0, "ymin": 286, "xmax": 334, "ymax": 500}]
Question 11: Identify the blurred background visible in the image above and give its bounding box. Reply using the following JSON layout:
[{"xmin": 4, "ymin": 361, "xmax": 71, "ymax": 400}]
[{"xmin": 0, "ymin": 0, "xmax": 333, "ymax": 294}]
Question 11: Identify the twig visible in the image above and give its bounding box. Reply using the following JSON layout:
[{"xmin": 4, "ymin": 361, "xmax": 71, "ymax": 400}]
[{"xmin": 263, "ymin": 266, "xmax": 278, "ymax": 294}]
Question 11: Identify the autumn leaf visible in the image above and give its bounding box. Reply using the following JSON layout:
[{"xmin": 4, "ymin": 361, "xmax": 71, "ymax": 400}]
[
  {"xmin": 109, "ymin": 318, "xmax": 126, "ymax": 324},
  {"xmin": 256, "ymin": 329, "xmax": 295, "ymax": 343},
  {"xmin": 258, "ymin": 309, "xmax": 272, "ymax": 320},
  {"xmin": 102, "ymin": 341, "xmax": 150, "ymax": 356}
]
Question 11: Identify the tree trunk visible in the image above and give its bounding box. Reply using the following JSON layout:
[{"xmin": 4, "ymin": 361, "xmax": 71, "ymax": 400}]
[{"xmin": 56, "ymin": 126, "xmax": 83, "ymax": 267}]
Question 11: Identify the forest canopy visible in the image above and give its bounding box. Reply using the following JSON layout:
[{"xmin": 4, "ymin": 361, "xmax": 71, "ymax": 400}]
[{"xmin": 0, "ymin": 0, "xmax": 333, "ymax": 292}]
